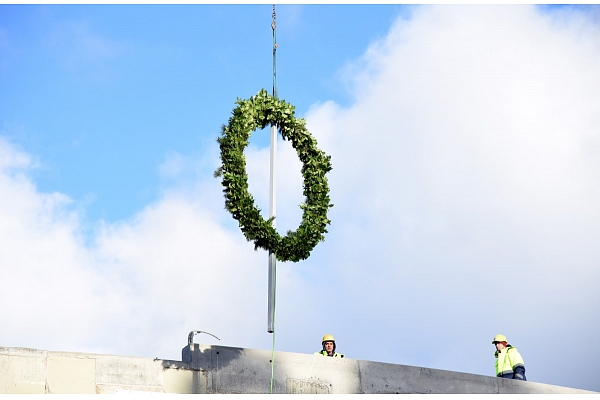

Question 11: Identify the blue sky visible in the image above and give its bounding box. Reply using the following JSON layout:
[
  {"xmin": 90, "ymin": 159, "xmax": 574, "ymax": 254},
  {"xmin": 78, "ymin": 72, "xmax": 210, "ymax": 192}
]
[
  {"xmin": 1, "ymin": 4, "xmax": 600, "ymax": 393},
  {"xmin": 1, "ymin": 4, "xmax": 403, "ymax": 223}
]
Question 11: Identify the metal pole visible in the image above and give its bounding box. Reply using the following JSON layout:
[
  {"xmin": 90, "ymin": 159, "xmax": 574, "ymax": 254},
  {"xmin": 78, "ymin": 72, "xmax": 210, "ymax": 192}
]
[
  {"xmin": 267, "ymin": 127, "xmax": 276, "ymax": 334},
  {"xmin": 268, "ymin": 4, "xmax": 277, "ymax": 334}
]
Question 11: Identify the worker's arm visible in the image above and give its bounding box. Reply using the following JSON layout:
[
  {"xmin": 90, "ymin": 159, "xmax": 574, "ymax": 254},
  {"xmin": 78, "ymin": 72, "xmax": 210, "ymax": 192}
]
[{"xmin": 513, "ymin": 365, "xmax": 526, "ymax": 380}]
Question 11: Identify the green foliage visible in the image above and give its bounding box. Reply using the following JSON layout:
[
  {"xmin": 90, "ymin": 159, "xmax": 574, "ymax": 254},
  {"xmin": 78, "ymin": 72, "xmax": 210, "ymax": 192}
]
[{"xmin": 216, "ymin": 89, "xmax": 333, "ymax": 262}]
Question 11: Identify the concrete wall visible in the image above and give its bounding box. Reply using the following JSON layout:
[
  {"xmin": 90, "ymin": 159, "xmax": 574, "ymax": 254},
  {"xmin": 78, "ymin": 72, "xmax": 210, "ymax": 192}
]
[
  {"xmin": 190, "ymin": 344, "xmax": 596, "ymax": 394},
  {"xmin": 0, "ymin": 346, "xmax": 205, "ymax": 394},
  {"xmin": 1, "ymin": 344, "xmax": 596, "ymax": 394}
]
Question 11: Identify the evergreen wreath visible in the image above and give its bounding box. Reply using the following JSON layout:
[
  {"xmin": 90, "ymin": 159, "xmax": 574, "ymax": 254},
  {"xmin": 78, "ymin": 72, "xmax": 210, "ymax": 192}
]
[{"xmin": 214, "ymin": 89, "xmax": 333, "ymax": 262}]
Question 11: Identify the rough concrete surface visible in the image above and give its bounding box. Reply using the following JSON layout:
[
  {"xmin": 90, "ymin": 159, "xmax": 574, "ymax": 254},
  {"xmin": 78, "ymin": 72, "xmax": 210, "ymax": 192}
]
[{"xmin": 1, "ymin": 344, "xmax": 597, "ymax": 394}]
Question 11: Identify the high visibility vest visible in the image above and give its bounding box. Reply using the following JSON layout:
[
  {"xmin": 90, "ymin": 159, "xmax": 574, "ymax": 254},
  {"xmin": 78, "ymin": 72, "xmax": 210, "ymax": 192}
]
[
  {"xmin": 314, "ymin": 350, "xmax": 345, "ymax": 358},
  {"xmin": 495, "ymin": 346, "xmax": 524, "ymax": 377}
]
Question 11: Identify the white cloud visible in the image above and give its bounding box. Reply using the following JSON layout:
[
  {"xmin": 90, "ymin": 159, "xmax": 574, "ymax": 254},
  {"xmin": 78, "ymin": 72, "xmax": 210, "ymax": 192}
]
[
  {"xmin": 1, "ymin": 5, "xmax": 600, "ymax": 393},
  {"xmin": 0, "ymin": 138, "xmax": 105, "ymax": 351},
  {"xmin": 89, "ymin": 192, "xmax": 269, "ymax": 358},
  {"xmin": 301, "ymin": 4, "xmax": 600, "ymax": 390},
  {"xmin": 0, "ymin": 137, "xmax": 271, "ymax": 360}
]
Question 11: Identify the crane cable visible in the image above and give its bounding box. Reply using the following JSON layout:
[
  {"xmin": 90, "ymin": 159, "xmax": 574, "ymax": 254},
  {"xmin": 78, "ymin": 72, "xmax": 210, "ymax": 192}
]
[
  {"xmin": 269, "ymin": 4, "xmax": 277, "ymax": 395},
  {"xmin": 272, "ymin": 5, "xmax": 278, "ymax": 100}
]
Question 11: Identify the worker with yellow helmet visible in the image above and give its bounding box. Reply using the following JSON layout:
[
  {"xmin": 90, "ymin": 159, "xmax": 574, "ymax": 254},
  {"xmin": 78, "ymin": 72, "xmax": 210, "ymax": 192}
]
[
  {"xmin": 492, "ymin": 334, "xmax": 526, "ymax": 380},
  {"xmin": 314, "ymin": 334, "xmax": 344, "ymax": 358}
]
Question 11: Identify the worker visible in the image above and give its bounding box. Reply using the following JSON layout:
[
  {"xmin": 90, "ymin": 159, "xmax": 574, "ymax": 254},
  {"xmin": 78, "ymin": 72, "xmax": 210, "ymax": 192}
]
[
  {"xmin": 314, "ymin": 334, "xmax": 344, "ymax": 358},
  {"xmin": 492, "ymin": 334, "xmax": 526, "ymax": 380}
]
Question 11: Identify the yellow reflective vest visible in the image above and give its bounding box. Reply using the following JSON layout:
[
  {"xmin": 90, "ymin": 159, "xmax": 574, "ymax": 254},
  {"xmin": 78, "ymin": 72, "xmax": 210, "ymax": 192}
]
[
  {"xmin": 495, "ymin": 346, "xmax": 524, "ymax": 377},
  {"xmin": 314, "ymin": 350, "xmax": 344, "ymax": 358}
]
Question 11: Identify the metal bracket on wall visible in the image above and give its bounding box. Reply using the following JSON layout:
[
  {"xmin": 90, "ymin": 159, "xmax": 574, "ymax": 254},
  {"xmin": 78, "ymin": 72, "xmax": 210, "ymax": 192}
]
[{"xmin": 188, "ymin": 330, "xmax": 220, "ymax": 345}]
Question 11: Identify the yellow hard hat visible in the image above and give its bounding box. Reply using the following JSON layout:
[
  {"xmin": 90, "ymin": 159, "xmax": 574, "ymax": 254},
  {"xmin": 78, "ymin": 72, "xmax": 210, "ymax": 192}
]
[
  {"xmin": 322, "ymin": 334, "xmax": 335, "ymax": 343},
  {"xmin": 492, "ymin": 334, "xmax": 507, "ymax": 344}
]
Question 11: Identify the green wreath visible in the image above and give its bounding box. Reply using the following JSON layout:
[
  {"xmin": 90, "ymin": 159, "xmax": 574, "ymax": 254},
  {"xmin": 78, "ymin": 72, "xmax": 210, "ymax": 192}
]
[{"xmin": 214, "ymin": 89, "xmax": 333, "ymax": 263}]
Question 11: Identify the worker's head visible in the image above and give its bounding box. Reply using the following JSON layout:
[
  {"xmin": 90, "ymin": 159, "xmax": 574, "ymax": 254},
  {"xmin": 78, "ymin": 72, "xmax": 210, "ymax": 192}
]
[
  {"xmin": 322, "ymin": 334, "xmax": 336, "ymax": 355},
  {"xmin": 492, "ymin": 334, "xmax": 508, "ymax": 350}
]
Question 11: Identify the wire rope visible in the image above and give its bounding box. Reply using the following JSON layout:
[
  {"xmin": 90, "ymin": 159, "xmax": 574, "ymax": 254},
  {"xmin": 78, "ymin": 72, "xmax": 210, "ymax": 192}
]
[{"xmin": 269, "ymin": 4, "xmax": 278, "ymax": 395}]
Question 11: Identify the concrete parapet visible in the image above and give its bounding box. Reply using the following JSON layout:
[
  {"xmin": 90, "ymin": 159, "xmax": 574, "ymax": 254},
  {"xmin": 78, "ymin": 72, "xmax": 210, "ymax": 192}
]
[
  {"xmin": 0, "ymin": 346, "xmax": 205, "ymax": 394},
  {"xmin": 0, "ymin": 347, "xmax": 47, "ymax": 394},
  {"xmin": 185, "ymin": 344, "xmax": 597, "ymax": 394},
  {"xmin": 1, "ymin": 344, "xmax": 597, "ymax": 394}
]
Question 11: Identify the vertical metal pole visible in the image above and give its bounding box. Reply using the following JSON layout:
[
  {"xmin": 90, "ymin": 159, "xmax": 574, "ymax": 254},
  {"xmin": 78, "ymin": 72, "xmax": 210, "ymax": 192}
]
[
  {"xmin": 267, "ymin": 128, "xmax": 276, "ymax": 333},
  {"xmin": 268, "ymin": 5, "xmax": 277, "ymax": 334}
]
